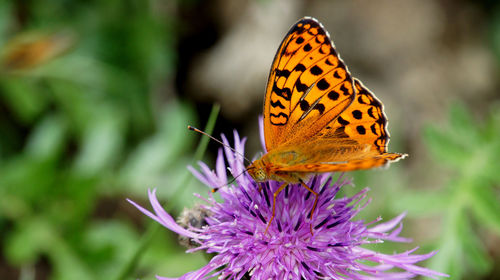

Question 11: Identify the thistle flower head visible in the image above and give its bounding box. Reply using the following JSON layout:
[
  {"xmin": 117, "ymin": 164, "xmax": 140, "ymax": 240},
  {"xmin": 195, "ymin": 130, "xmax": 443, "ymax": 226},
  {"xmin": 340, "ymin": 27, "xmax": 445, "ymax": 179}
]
[{"xmin": 129, "ymin": 130, "xmax": 447, "ymax": 279}]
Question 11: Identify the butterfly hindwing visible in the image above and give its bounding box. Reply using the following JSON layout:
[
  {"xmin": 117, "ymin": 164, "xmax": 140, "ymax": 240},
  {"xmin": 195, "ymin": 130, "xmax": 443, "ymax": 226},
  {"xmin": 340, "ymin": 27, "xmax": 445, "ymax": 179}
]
[
  {"xmin": 276, "ymin": 153, "xmax": 406, "ymax": 173},
  {"xmin": 319, "ymin": 79, "xmax": 390, "ymax": 153},
  {"xmin": 263, "ymin": 17, "xmax": 355, "ymax": 152},
  {"xmin": 270, "ymin": 79, "xmax": 407, "ymax": 172}
]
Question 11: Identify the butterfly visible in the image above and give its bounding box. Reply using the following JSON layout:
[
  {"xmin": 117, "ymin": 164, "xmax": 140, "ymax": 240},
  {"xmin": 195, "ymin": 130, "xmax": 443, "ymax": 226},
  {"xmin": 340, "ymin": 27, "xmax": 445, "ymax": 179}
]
[{"xmin": 246, "ymin": 17, "xmax": 407, "ymax": 233}]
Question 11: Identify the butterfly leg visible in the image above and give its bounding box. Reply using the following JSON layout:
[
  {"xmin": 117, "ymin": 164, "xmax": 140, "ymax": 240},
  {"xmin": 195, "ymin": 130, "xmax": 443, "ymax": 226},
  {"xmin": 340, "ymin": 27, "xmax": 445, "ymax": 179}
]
[
  {"xmin": 299, "ymin": 179, "xmax": 319, "ymax": 235},
  {"xmin": 264, "ymin": 182, "xmax": 288, "ymax": 235}
]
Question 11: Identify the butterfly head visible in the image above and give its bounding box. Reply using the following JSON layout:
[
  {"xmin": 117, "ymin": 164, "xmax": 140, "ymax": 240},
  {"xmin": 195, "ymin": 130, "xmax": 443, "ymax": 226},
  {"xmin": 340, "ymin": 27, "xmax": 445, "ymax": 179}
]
[{"xmin": 247, "ymin": 160, "xmax": 267, "ymax": 182}]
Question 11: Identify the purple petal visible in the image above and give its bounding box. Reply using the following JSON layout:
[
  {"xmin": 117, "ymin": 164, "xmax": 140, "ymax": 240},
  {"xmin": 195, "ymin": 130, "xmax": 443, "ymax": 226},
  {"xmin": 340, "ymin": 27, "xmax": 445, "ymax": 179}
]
[
  {"xmin": 215, "ymin": 148, "xmax": 227, "ymax": 184},
  {"xmin": 258, "ymin": 115, "xmax": 267, "ymax": 152},
  {"xmin": 127, "ymin": 190, "xmax": 198, "ymax": 239},
  {"xmin": 370, "ymin": 212, "xmax": 407, "ymax": 233},
  {"xmin": 187, "ymin": 165, "xmax": 211, "ymax": 188}
]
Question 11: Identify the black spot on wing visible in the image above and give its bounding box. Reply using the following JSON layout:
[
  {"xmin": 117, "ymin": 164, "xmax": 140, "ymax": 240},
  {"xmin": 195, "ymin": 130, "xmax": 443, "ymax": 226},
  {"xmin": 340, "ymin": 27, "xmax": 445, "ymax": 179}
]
[
  {"xmin": 337, "ymin": 116, "xmax": 350, "ymax": 125},
  {"xmin": 356, "ymin": 125, "xmax": 366, "ymax": 135},
  {"xmin": 333, "ymin": 70, "xmax": 341, "ymax": 79},
  {"xmin": 270, "ymin": 99, "xmax": 286, "ymax": 109},
  {"xmin": 273, "ymin": 84, "xmax": 291, "ymax": 101},
  {"xmin": 295, "ymin": 63, "xmax": 306, "ymax": 72},
  {"xmin": 352, "ymin": 110, "xmax": 362, "ymax": 120},
  {"xmin": 370, "ymin": 124, "xmax": 378, "ymax": 135},
  {"xmin": 293, "ymin": 25, "xmax": 306, "ymax": 35},
  {"xmin": 295, "ymin": 78, "xmax": 308, "ymax": 93},
  {"xmin": 299, "ymin": 100, "xmax": 310, "ymax": 111},
  {"xmin": 275, "ymin": 69, "xmax": 291, "ymax": 78},
  {"xmin": 358, "ymin": 95, "xmax": 367, "ymax": 104},
  {"xmin": 296, "ymin": 36, "xmax": 304, "ymax": 44},
  {"xmin": 367, "ymin": 107, "xmax": 375, "ymax": 118},
  {"xmin": 340, "ymin": 83, "xmax": 350, "ymax": 96},
  {"xmin": 304, "ymin": 43, "xmax": 312, "ymax": 52},
  {"xmin": 328, "ymin": 90, "xmax": 339, "ymax": 101},
  {"xmin": 310, "ymin": 65, "xmax": 323, "ymax": 75},
  {"xmin": 313, "ymin": 103, "xmax": 325, "ymax": 114},
  {"xmin": 270, "ymin": 112, "xmax": 289, "ymax": 125},
  {"xmin": 317, "ymin": 78, "xmax": 330, "ymax": 90}
]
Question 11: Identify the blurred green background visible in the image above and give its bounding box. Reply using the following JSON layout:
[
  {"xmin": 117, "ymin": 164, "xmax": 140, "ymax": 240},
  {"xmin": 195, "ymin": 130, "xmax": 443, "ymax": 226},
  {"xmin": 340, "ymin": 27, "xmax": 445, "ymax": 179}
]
[{"xmin": 0, "ymin": 0, "xmax": 499, "ymax": 279}]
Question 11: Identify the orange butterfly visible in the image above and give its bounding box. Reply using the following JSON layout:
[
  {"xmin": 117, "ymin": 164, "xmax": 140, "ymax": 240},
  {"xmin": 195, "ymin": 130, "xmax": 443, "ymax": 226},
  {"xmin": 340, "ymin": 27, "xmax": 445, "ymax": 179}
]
[{"xmin": 246, "ymin": 17, "xmax": 407, "ymax": 232}]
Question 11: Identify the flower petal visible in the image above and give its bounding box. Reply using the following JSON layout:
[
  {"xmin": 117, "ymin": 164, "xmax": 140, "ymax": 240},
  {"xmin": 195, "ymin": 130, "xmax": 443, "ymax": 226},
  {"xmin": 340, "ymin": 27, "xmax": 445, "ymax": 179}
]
[{"xmin": 127, "ymin": 189, "xmax": 198, "ymax": 239}]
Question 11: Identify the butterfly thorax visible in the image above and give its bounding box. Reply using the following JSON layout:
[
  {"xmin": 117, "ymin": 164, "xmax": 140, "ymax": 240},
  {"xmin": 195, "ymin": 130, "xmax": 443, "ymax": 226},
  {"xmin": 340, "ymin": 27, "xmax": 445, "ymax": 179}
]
[{"xmin": 247, "ymin": 153, "xmax": 308, "ymax": 183}]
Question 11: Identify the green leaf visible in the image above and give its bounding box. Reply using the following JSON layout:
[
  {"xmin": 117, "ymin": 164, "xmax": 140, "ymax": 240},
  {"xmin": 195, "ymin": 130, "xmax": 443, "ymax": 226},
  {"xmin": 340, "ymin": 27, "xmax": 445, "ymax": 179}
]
[
  {"xmin": 424, "ymin": 125, "xmax": 470, "ymax": 167},
  {"xmin": 119, "ymin": 102, "xmax": 196, "ymax": 191},
  {"xmin": 48, "ymin": 79, "xmax": 96, "ymax": 134},
  {"xmin": 82, "ymin": 221, "xmax": 138, "ymax": 279},
  {"xmin": 0, "ymin": 78, "xmax": 49, "ymax": 123},
  {"xmin": 48, "ymin": 233, "xmax": 95, "ymax": 280},
  {"xmin": 448, "ymin": 103, "xmax": 480, "ymax": 144},
  {"xmin": 73, "ymin": 108, "xmax": 125, "ymax": 176},
  {"xmin": 469, "ymin": 185, "xmax": 500, "ymax": 235},
  {"xmin": 391, "ymin": 189, "xmax": 449, "ymax": 215},
  {"xmin": 0, "ymin": 2, "xmax": 12, "ymax": 46},
  {"xmin": 457, "ymin": 213, "xmax": 493, "ymax": 275},
  {"xmin": 25, "ymin": 114, "xmax": 67, "ymax": 160},
  {"xmin": 0, "ymin": 157, "xmax": 57, "ymax": 203},
  {"xmin": 4, "ymin": 217, "xmax": 51, "ymax": 264},
  {"xmin": 482, "ymin": 111, "xmax": 500, "ymax": 182},
  {"xmin": 28, "ymin": 55, "xmax": 107, "ymax": 90},
  {"xmin": 428, "ymin": 231, "xmax": 464, "ymax": 279},
  {"xmin": 7, "ymin": 216, "xmax": 93, "ymax": 279}
]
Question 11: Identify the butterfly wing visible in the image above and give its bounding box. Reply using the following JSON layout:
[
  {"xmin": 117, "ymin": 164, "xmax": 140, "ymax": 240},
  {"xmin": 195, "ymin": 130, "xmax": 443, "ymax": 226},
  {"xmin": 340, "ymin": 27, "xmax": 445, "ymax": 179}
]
[
  {"xmin": 268, "ymin": 79, "xmax": 406, "ymax": 172},
  {"xmin": 275, "ymin": 153, "xmax": 405, "ymax": 173},
  {"xmin": 261, "ymin": 17, "xmax": 406, "ymax": 174},
  {"xmin": 320, "ymin": 79, "xmax": 393, "ymax": 154},
  {"xmin": 263, "ymin": 17, "xmax": 356, "ymax": 152}
]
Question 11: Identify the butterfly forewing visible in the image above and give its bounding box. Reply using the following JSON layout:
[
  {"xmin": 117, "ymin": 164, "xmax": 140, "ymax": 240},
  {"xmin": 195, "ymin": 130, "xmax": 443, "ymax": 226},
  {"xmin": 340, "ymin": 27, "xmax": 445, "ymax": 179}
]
[{"xmin": 263, "ymin": 18, "xmax": 355, "ymax": 152}]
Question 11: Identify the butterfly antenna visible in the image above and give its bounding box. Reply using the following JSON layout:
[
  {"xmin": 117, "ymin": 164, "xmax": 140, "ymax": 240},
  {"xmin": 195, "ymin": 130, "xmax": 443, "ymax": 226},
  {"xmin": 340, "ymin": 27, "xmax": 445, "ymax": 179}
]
[
  {"xmin": 211, "ymin": 167, "xmax": 252, "ymax": 193},
  {"xmin": 188, "ymin": 125, "xmax": 253, "ymax": 166}
]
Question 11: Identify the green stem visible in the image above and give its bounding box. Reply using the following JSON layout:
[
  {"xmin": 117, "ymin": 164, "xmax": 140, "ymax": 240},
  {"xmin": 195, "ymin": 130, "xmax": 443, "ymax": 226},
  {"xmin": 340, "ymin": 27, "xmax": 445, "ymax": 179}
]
[{"xmin": 166, "ymin": 103, "xmax": 220, "ymax": 212}]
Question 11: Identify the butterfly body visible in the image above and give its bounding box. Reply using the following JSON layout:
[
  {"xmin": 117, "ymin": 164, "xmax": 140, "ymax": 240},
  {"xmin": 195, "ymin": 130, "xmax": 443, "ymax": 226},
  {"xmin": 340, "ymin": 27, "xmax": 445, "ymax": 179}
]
[
  {"xmin": 248, "ymin": 139, "xmax": 400, "ymax": 183},
  {"xmin": 248, "ymin": 151, "xmax": 309, "ymax": 183}
]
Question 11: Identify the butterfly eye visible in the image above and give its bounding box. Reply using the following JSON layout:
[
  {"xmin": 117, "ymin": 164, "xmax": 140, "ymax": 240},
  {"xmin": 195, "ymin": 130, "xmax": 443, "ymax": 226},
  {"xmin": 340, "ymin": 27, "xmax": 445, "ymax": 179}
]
[{"xmin": 256, "ymin": 169, "xmax": 266, "ymax": 181}]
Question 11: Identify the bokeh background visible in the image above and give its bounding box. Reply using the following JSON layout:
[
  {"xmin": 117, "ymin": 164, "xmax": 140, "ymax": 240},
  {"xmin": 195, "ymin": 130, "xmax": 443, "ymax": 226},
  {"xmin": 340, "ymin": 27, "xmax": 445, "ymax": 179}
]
[{"xmin": 1, "ymin": 0, "xmax": 499, "ymax": 279}]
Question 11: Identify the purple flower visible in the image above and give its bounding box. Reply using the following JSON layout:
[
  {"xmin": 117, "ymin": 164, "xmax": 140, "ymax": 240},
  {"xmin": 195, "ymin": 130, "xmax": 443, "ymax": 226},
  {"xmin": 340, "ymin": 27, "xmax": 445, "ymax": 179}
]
[{"xmin": 128, "ymin": 130, "xmax": 448, "ymax": 279}]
